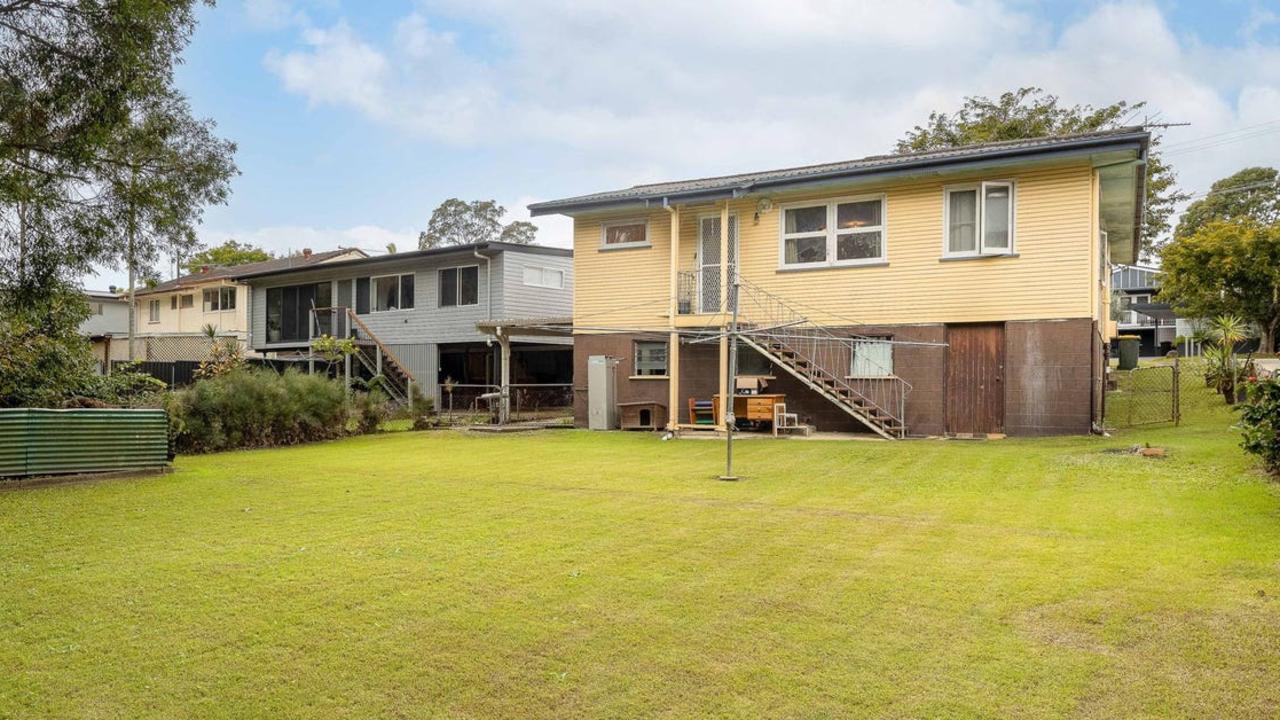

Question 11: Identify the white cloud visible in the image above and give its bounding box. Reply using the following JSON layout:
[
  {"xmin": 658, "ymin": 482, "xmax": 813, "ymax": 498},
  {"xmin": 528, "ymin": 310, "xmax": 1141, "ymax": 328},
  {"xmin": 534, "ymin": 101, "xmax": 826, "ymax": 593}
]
[{"xmin": 260, "ymin": 0, "xmax": 1280, "ymax": 203}]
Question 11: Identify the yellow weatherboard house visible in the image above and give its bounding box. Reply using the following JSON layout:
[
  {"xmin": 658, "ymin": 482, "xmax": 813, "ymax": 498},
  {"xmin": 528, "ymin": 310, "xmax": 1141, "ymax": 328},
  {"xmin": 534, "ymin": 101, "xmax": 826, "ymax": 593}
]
[{"xmin": 530, "ymin": 128, "xmax": 1148, "ymax": 438}]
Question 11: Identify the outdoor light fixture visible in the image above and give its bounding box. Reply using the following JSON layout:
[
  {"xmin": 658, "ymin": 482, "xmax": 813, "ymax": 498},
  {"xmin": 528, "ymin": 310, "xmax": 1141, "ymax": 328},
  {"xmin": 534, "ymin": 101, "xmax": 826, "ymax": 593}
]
[{"xmin": 754, "ymin": 197, "xmax": 773, "ymax": 224}]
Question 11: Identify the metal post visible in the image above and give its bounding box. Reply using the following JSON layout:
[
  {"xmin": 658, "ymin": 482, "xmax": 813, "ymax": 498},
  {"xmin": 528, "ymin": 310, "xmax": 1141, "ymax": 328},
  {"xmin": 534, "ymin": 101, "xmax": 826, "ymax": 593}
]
[
  {"xmin": 498, "ymin": 328, "xmax": 511, "ymax": 425},
  {"xmin": 307, "ymin": 309, "xmax": 315, "ymax": 375},
  {"xmin": 720, "ymin": 267, "xmax": 741, "ymax": 481},
  {"xmin": 1172, "ymin": 352, "xmax": 1181, "ymax": 426}
]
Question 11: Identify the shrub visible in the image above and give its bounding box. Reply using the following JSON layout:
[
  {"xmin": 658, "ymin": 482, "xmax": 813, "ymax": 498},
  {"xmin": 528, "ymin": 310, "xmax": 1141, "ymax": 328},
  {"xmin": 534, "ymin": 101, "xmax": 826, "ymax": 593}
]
[
  {"xmin": 352, "ymin": 387, "xmax": 391, "ymax": 434},
  {"xmin": 170, "ymin": 367, "xmax": 352, "ymax": 453},
  {"xmin": 1239, "ymin": 377, "xmax": 1280, "ymax": 476},
  {"xmin": 0, "ymin": 292, "xmax": 98, "ymax": 407},
  {"xmin": 79, "ymin": 362, "xmax": 168, "ymax": 408},
  {"xmin": 195, "ymin": 337, "xmax": 245, "ymax": 380}
]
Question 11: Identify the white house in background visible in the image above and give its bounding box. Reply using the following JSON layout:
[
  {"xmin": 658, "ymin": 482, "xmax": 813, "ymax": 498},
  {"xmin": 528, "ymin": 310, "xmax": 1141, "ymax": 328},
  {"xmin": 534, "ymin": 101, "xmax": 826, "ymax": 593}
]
[{"xmin": 80, "ymin": 290, "xmax": 130, "ymax": 372}]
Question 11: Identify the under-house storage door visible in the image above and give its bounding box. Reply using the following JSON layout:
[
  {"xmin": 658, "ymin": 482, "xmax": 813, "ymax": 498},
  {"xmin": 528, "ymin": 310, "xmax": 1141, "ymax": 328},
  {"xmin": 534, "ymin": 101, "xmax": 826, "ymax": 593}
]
[
  {"xmin": 946, "ymin": 323, "xmax": 1006, "ymax": 435},
  {"xmin": 698, "ymin": 215, "xmax": 738, "ymax": 314}
]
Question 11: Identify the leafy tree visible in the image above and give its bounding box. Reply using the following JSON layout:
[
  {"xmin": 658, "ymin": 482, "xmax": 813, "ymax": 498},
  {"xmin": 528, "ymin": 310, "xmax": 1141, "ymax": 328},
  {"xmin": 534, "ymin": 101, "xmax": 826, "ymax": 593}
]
[
  {"xmin": 1159, "ymin": 220, "xmax": 1280, "ymax": 354},
  {"xmin": 1174, "ymin": 167, "xmax": 1280, "ymax": 240},
  {"xmin": 96, "ymin": 90, "xmax": 237, "ymax": 359},
  {"xmin": 0, "ymin": 291, "xmax": 97, "ymax": 407},
  {"xmin": 0, "ymin": 2, "xmax": 237, "ymax": 372},
  {"xmin": 895, "ymin": 87, "xmax": 1189, "ymax": 255},
  {"xmin": 0, "ymin": 1, "xmax": 221, "ymax": 306},
  {"xmin": 418, "ymin": 199, "xmax": 537, "ymax": 249},
  {"xmin": 186, "ymin": 239, "xmax": 271, "ymax": 273}
]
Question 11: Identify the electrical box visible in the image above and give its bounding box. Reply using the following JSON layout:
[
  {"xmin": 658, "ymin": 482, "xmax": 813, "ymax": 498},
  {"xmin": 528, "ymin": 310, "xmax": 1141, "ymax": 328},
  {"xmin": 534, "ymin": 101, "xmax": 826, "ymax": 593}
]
[{"xmin": 587, "ymin": 355, "xmax": 619, "ymax": 430}]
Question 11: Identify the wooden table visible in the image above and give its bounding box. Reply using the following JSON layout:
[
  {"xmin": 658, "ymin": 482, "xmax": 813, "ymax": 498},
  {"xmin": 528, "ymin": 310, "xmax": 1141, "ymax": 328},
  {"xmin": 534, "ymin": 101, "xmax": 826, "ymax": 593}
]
[{"xmin": 713, "ymin": 394, "xmax": 786, "ymax": 426}]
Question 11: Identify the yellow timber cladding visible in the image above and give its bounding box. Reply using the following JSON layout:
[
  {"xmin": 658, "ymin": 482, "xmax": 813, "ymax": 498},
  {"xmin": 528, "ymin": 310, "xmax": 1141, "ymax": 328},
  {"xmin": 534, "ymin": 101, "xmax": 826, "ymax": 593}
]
[{"xmin": 572, "ymin": 160, "xmax": 1099, "ymax": 329}]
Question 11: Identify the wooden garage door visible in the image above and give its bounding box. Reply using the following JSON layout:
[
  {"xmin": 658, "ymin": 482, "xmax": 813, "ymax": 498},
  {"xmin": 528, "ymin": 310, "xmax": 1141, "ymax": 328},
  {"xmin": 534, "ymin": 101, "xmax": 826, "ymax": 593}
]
[{"xmin": 946, "ymin": 323, "xmax": 1005, "ymax": 435}]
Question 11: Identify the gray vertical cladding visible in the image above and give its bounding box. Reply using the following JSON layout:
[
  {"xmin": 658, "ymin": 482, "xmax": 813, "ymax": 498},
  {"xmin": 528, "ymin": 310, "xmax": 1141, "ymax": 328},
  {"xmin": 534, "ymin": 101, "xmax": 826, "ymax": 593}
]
[{"xmin": 385, "ymin": 342, "xmax": 439, "ymax": 404}]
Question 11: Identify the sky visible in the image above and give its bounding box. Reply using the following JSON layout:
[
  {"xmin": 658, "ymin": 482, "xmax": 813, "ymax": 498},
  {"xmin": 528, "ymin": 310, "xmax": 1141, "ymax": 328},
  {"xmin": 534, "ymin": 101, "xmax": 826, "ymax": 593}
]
[{"xmin": 84, "ymin": 0, "xmax": 1280, "ymax": 290}]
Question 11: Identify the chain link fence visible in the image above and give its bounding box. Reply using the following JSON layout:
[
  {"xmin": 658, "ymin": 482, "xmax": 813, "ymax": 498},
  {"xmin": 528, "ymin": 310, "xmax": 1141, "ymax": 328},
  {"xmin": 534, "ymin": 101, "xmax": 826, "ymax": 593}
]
[{"xmin": 1105, "ymin": 357, "xmax": 1196, "ymax": 429}]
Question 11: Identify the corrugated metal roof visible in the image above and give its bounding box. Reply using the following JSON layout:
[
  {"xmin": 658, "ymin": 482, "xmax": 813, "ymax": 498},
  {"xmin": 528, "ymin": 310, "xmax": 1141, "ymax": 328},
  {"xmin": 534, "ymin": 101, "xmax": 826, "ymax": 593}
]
[
  {"xmin": 136, "ymin": 248, "xmax": 365, "ymax": 296},
  {"xmin": 232, "ymin": 241, "xmax": 572, "ymax": 282},
  {"xmin": 530, "ymin": 127, "xmax": 1149, "ymax": 215}
]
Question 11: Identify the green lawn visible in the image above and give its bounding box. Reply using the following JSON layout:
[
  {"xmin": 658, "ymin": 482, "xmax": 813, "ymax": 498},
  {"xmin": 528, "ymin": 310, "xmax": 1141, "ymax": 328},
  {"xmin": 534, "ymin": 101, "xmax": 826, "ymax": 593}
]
[{"xmin": 2, "ymin": 389, "xmax": 1279, "ymax": 718}]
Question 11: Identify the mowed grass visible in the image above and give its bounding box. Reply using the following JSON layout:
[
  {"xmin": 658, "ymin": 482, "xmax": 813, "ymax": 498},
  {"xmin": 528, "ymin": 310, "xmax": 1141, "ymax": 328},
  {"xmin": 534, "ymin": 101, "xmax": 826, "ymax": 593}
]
[{"xmin": 2, "ymin": 389, "xmax": 1279, "ymax": 718}]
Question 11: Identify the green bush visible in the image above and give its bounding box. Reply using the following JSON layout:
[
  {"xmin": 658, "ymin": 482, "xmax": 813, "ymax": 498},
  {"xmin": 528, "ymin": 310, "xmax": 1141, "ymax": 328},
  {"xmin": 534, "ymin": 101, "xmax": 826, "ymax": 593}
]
[
  {"xmin": 170, "ymin": 367, "xmax": 354, "ymax": 453},
  {"xmin": 1239, "ymin": 378, "xmax": 1280, "ymax": 476},
  {"xmin": 0, "ymin": 293, "xmax": 98, "ymax": 407},
  {"xmin": 352, "ymin": 387, "xmax": 391, "ymax": 434}
]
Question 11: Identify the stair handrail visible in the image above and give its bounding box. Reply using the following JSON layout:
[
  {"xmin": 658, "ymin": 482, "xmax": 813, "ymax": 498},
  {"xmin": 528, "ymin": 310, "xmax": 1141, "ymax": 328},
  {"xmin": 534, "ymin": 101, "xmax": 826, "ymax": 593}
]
[
  {"xmin": 305, "ymin": 302, "xmax": 414, "ymax": 386},
  {"xmin": 733, "ymin": 276, "xmax": 910, "ymax": 431}
]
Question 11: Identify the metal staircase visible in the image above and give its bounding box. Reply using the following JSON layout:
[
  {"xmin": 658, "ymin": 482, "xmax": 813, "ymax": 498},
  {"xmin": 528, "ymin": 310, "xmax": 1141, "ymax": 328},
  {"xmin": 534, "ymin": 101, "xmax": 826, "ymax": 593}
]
[
  {"xmin": 310, "ymin": 307, "xmax": 416, "ymax": 407},
  {"xmin": 732, "ymin": 278, "xmax": 910, "ymax": 439}
]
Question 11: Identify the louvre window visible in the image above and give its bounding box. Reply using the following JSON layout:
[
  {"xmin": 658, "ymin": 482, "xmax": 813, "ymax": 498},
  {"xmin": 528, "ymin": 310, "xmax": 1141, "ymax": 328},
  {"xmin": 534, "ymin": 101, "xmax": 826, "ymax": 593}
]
[{"xmin": 634, "ymin": 341, "xmax": 668, "ymax": 377}]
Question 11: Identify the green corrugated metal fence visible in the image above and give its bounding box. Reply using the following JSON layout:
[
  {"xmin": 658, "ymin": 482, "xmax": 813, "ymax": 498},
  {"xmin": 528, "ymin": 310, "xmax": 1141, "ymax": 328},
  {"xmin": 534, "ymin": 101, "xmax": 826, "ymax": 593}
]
[{"xmin": 0, "ymin": 409, "xmax": 171, "ymax": 478}]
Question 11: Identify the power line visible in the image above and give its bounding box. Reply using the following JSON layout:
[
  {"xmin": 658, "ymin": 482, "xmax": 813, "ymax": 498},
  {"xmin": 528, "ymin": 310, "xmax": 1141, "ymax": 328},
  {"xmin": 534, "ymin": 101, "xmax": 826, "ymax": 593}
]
[
  {"xmin": 1184, "ymin": 179, "xmax": 1278, "ymax": 201},
  {"xmin": 1160, "ymin": 121, "xmax": 1280, "ymax": 156},
  {"xmin": 1160, "ymin": 118, "xmax": 1280, "ymax": 149}
]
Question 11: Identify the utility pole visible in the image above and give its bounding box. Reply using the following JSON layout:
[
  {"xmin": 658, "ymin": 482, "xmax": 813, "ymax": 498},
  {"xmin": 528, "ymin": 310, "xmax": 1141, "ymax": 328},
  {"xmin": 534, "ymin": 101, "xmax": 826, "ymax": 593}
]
[{"xmin": 719, "ymin": 268, "xmax": 741, "ymax": 481}]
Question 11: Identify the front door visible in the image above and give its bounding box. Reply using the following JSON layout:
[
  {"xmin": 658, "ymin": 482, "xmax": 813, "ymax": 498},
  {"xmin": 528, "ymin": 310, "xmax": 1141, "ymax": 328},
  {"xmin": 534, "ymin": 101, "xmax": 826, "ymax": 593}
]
[
  {"xmin": 699, "ymin": 215, "xmax": 738, "ymax": 313},
  {"xmin": 946, "ymin": 323, "xmax": 1005, "ymax": 435}
]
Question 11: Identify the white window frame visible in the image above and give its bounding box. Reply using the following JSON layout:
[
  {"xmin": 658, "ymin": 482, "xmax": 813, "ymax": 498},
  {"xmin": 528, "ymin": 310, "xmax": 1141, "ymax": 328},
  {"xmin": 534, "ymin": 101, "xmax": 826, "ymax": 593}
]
[
  {"xmin": 847, "ymin": 337, "xmax": 895, "ymax": 379},
  {"xmin": 438, "ymin": 265, "xmax": 479, "ymax": 308},
  {"xmin": 777, "ymin": 194, "xmax": 887, "ymax": 270},
  {"xmin": 203, "ymin": 286, "xmax": 237, "ymax": 313},
  {"xmin": 599, "ymin": 218, "xmax": 651, "ymax": 251},
  {"xmin": 147, "ymin": 299, "xmax": 160, "ymax": 323},
  {"xmin": 942, "ymin": 180, "xmax": 1016, "ymax": 258},
  {"xmin": 522, "ymin": 265, "xmax": 565, "ymax": 289},
  {"xmin": 370, "ymin": 272, "xmax": 414, "ymax": 313},
  {"xmin": 633, "ymin": 340, "xmax": 669, "ymax": 378}
]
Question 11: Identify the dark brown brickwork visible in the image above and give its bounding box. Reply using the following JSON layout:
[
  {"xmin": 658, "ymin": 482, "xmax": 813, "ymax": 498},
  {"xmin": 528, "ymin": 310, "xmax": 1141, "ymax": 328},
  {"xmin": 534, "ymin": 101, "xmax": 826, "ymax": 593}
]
[
  {"xmin": 573, "ymin": 317, "xmax": 1100, "ymax": 437},
  {"xmin": 1002, "ymin": 318, "xmax": 1097, "ymax": 435}
]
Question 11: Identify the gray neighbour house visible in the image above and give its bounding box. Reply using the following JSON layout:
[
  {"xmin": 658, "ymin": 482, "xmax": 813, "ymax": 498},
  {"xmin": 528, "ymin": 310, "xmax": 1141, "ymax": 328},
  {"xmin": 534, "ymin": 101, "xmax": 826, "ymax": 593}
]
[
  {"xmin": 80, "ymin": 290, "xmax": 130, "ymax": 372},
  {"xmin": 1110, "ymin": 264, "xmax": 1203, "ymax": 357},
  {"xmin": 233, "ymin": 241, "xmax": 573, "ymax": 408}
]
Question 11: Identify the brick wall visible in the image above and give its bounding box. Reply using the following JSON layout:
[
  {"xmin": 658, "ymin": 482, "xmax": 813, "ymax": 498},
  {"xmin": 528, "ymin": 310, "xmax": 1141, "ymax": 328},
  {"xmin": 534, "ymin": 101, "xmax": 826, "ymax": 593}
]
[{"xmin": 573, "ymin": 318, "xmax": 1099, "ymax": 437}]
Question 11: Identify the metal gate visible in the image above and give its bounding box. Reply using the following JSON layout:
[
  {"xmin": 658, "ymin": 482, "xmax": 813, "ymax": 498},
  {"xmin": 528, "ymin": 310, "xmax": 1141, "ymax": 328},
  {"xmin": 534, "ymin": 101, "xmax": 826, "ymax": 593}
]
[{"xmin": 1106, "ymin": 362, "xmax": 1181, "ymax": 428}]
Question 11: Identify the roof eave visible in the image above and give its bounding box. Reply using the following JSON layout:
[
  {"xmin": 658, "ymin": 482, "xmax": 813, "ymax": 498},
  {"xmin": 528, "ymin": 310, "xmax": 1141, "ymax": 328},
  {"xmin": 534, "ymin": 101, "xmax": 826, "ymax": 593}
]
[
  {"xmin": 231, "ymin": 241, "xmax": 572, "ymax": 282},
  {"xmin": 528, "ymin": 131, "xmax": 1150, "ymax": 217}
]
